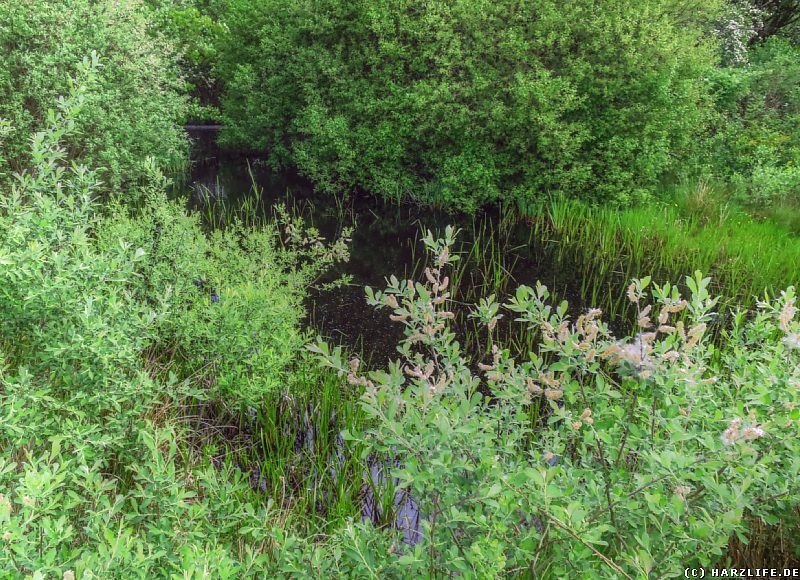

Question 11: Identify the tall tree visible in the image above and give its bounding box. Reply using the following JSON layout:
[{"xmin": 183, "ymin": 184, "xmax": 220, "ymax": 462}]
[{"xmin": 751, "ymin": 0, "xmax": 800, "ymax": 41}]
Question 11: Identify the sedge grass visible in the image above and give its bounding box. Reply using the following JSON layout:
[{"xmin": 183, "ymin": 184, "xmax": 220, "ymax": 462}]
[{"xmin": 244, "ymin": 358, "xmax": 370, "ymax": 534}]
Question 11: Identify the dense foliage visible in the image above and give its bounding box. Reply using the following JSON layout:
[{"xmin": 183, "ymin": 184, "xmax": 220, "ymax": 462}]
[
  {"xmin": 3, "ymin": 0, "xmax": 800, "ymax": 576},
  {"xmin": 146, "ymin": 0, "xmax": 226, "ymax": 118},
  {"xmin": 215, "ymin": 0, "xmax": 719, "ymax": 209},
  {"xmin": 0, "ymin": 64, "xmax": 358, "ymax": 577},
  {"xmin": 5, "ymin": 89, "xmax": 799, "ymax": 572},
  {"xmin": 0, "ymin": 0, "xmax": 188, "ymax": 192},
  {"xmin": 709, "ymin": 37, "xmax": 800, "ymax": 206},
  {"xmin": 313, "ymin": 229, "xmax": 800, "ymax": 576}
]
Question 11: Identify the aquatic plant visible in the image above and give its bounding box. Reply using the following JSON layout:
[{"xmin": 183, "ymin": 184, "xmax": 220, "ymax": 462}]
[{"xmin": 527, "ymin": 193, "xmax": 800, "ymax": 327}]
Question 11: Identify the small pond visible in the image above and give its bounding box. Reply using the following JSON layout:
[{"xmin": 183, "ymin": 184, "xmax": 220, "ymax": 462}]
[
  {"xmin": 182, "ymin": 126, "xmax": 635, "ymax": 545},
  {"xmin": 183, "ymin": 126, "xmax": 601, "ymax": 363}
]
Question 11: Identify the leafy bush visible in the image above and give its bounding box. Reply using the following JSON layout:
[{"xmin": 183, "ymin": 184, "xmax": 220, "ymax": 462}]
[
  {"xmin": 146, "ymin": 0, "xmax": 226, "ymax": 119},
  {"xmin": 0, "ymin": 0, "xmax": 188, "ymax": 192},
  {"xmin": 216, "ymin": 0, "xmax": 719, "ymax": 209},
  {"xmin": 314, "ymin": 227, "xmax": 800, "ymax": 577},
  {"xmin": 708, "ymin": 37, "xmax": 800, "ymax": 205},
  {"xmin": 98, "ymin": 189, "xmax": 351, "ymax": 405},
  {"xmin": 0, "ymin": 62, "xmax": 364, "ymax": 577},
  {"xmin": 713, "ymin": 1, "xmax": 762, "ymax": 66},
  {"xmin": 0, "ymin": 60, "xmax": 156, "ymax": 457}
]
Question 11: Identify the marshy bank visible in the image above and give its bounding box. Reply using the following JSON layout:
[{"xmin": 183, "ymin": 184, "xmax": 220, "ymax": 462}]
[
  {"xmin": 6, "ymin": 1, "xmax": 800, "ymax": 575},
  {"xmin": 183, "ymin": 126, "xmax": 800, "ymax": 363},
  {"xmin": 173, "ymin": 127, "xmax": 800, "ymax": 561}
]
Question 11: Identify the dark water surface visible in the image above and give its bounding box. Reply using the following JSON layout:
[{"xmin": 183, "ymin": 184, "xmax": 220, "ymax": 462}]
[{"xmin": 184, "ymin": 127, "xmax": 594, "ymax": 364}]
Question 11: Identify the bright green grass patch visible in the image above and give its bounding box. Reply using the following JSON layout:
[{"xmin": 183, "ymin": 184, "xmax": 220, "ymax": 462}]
[{"xmin": 521, "ymin": 189, "xmax": 800, "ymax": 323}]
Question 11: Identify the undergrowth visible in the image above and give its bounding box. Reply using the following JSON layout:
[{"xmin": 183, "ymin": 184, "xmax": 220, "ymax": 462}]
[{"xmin": 2, "ymin": 54, "xmax": 800, "ymax": 578}]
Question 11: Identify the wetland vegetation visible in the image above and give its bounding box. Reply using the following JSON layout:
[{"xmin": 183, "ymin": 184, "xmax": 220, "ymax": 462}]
[{"xmin": 2, "ymin": 0, "xmax": 800, "ymax": 577}]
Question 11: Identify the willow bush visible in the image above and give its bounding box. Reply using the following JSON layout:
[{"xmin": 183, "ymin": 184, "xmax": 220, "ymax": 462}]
[
  {"xmin": 215, "ymin": 0, "xmax": 720, "ymax": 210},
  {"xmin": 0, "ymin": 0, "xmax": 188, "ymax": 192},
  {"xmin": 0, "ymin": 63, "xmax": 361, "ymax": 577},
  {"xmin": 314, "ymin": 227, "xmax": 800, "ymax": 577}
]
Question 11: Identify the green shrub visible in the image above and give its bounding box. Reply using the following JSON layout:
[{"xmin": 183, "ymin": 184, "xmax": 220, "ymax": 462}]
[
  {"xmin": 0, "ymin": 0, "xmax": 188, "ymax": 192},
  {"xmin": 146, "ymin": 0, "xmax": 226, "ymax": 119},
  {"xmin": 0, "ymin": 60, "xmax": 156, "ymax": 457},
  {"xmin": 97, "ymin": 186, "xmax": 351, "ymax": 405},
  {"xmin": 216, "ymin": 0, "xmax": 719, "ymax": 210},
  {"xmin": 0, "ymin": 61, "xmax": 366, "ymax": 577},
  {"xmin": 314, "ymin": 227, "xmax": 800, "ymax": 577},
  {"xmin": 708, "ymin": 37, "xmax": 800, "ymax": 205}
]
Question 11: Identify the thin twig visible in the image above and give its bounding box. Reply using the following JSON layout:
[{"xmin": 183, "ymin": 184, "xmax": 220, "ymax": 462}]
[{"xmin": 539, "ymin": 510, "xmax": 633, "ymax": 580}]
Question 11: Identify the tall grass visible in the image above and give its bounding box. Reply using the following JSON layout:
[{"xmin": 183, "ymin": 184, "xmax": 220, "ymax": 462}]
[
  {"xmin": 193, "ymin": 163, "xmax": 267, "ymax": 229},
  {"xmin": 397, "ymin": 183, "xmax": 800, "ymax": 362},
  {"xmin": 524, "ymin": 185, "xmax": 800, "ymax": 324},
  {"xmin": 246, "ymin": 361, "xmax": 367, "ymax": 533}
]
